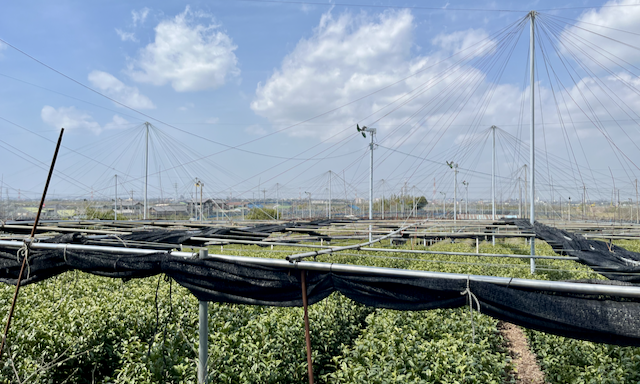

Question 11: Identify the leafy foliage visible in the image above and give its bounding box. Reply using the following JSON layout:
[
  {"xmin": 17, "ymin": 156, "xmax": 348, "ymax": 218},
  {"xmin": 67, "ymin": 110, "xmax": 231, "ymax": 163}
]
[
  {"xmin": 246, "ymin": 207, "xmax": 278, "ymax": 220},
  {"xmin": 1, "ymin": 238, "xmax": 639, "ymax": 382}
]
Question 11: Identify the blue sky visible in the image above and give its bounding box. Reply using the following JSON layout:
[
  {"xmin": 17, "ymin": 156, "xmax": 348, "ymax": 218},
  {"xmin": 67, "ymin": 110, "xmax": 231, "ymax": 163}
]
[{"xmin": 1, "ymin": 0, "xmax": 639, "ymax": 205}]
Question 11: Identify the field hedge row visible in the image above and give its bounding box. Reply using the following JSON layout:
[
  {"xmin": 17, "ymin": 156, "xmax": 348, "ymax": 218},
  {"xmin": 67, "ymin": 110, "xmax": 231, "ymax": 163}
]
[{"xmin": 0, "ymin": 238, "xmax": 638, "ymax": 383}]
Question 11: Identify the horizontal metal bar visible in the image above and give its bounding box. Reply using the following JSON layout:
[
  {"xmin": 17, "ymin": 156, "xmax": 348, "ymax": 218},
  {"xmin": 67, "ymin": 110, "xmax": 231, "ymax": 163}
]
[
  {"xmin": 0, "ymin": 239, "xmax": 638, "ymax": 297},
  {"xmin": 359, "ymin": 247, "xmax": 579, "ymax": 261},
  {"xmin": 191, "ymin": 237, "xmax": 332, "ymax": 249},
  {"xmin": 286, "ymin": 221, "xmax": 423, "ymax": 261}
]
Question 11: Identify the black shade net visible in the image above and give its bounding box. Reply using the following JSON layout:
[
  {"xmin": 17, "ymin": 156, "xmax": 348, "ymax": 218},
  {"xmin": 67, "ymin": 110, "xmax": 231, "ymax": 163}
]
[
  {"xmin": 1, "ymin": 242, "xmax": 640, "ymax": 346},
  {"xmin": 506, "ymin": 219, "xmax": 640, "ymax": 283}
]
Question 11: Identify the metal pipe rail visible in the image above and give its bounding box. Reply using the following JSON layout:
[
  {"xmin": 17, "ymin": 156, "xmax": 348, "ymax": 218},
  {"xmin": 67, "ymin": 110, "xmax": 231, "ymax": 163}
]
[
  {"xmin": 359, "ymin": 247, "xmax": 579, "ymax": 261},
  {"xmin": 1, "ymin": 239, "xmax": 640, "ymax": 298},
  {"xmin": 286, "ymin": 221, "xmax": 425, "ymax": 262}
]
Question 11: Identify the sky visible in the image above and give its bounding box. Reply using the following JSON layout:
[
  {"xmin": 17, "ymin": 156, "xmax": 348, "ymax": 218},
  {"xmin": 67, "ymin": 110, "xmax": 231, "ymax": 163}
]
[{"xmin": 1, "ymin": 0, "xmax": 640, "ymax": 205}]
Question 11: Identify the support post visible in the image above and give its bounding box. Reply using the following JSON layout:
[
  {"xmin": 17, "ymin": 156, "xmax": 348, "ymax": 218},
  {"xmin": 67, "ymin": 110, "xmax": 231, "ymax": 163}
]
[
  {"xmin": 114, "ymin": 174, "xmax": 118, "ymax": 221},
  {"xmin": 367, "ymin": 128, "xmax": 376, "ymax": 241},
  {"xmin": 491, "ymin": 126, "xmax": 496, "ymax": 246},
  {"xmin": 328, "ymin": 173, "xmax": 331, "ymax": 220},
  {"xmin": 453, "ymin": 164, "xmax": 458, "ymax": 224},
  {"xmin": 144, "ymin": 122, "xmax": 149, "ymax": 220},
  {"xmin": 529, "ymin": 11, "xmax": 537, "ymax": 274},
  {"xmin": 0, "ymin": 128, "xmax": 64, "ymax": 358},
  {"xmin": 301, "ymin": 271, "xmax": 315, "ymax": 384},
  {"xmin": 198, "ymin": 248, "xmax": 209, "ymax": 384}
]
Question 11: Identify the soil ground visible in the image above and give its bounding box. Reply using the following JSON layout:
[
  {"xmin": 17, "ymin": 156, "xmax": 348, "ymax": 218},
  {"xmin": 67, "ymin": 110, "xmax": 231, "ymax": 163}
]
[{"xmin": 499, "ymin": 321, "xmax": 547, "ymax": 384}]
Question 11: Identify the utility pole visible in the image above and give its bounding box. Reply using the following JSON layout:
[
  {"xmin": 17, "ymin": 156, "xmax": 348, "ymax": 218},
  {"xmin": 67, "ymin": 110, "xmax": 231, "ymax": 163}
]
[
  {"xmin": 276, "ymin": 183, "xmax": 280, "ymax": 220},
  {"xmin": 412, "ymin": 186, "xmax": 416, "ymax": 218},
  {"xmin": 305, "ymin": 192, "xmax": 311, "ymax": 219},
  {"xmin": 568, "ymin": 196, "xmax": 571, "ymax": 221},
  {"xmin": 144, "ymin": 122, "xmax": 150, "ymax": 220},
  {"xmin": 194, "ymin": 179, "xmax": 198, "ymax": 221},
  {"xmin": 453, "ymin": 163, "xmax": 458, "ymax": 224},
  {"xmin": 114, "ymin": 175, "xmax": 118, "ymax": 221},
  {"xmin": 583, "ymin": 185, "xmax": 586, "ymax": 220},
  {"xmin": 462, "ymin": 181, "xmax": 469, "ymax": 216},
  {"xmin": 381, "ymin": 179, "xmax": 385, "ymax": 220},
  {"xmin": 200, "ymin": 181, "xmax": 204, "ymax": 222},
  {"xmin": 518, "ymin": 176, "xmax": 522, "ymax": 218},
  {"xmin": 328, "ymin": 171, "xmax": 332, "ymax": 220},
  {"xmin": 529, "ymin": 11, "xmax": 537, "ymax": 274},
  {"xmin": 636, "ymin": 179, "xmax": 640, "ymax": 224}
]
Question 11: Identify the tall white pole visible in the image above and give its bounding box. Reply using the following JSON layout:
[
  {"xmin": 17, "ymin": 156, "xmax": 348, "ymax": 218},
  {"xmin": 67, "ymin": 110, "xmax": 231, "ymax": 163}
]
[
  {"xmin": 114, "ymin": 174, "xmax": 118, "ymax": 221},
  {"xmin": 276, "ymin": 183, "xmax": 280, "ymax": 220},
  {"xmin": 529, "ymin": 11, "xmax": 537, "ymax": 274},
  {"xmin": 491, "ymin": 125, "xmax": 496, "ymax": 246},
  {"xmin": 491, "ymin": 126, "xmax": 496, "ymax": 221},
  {"xmin": 144, "ymin": 122, "xmax": 149, "ymax": 220},
  {"xmin": 381, "ymin": 180, "xmax": 385, "ymax": 220},
  {"xmin": 367, "ymin": 128, "xmax": 376, "ymax": 242},
  {"xmin": 453, "ymin": 164, "xmax": 458, "ymax": 224},
  {"xmin": 328, "ymin": 172, "xmax": 331, "ymax": 220}
]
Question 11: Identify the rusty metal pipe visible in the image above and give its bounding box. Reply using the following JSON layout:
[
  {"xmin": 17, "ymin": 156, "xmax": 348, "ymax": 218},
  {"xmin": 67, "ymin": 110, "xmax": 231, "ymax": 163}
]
[
  {"xmin": 301, "ymin": 271, "xmax": 314, "ymax": 384},
  {"xmin": 0, "ymin": 128, "xmax": 64, "ymax": 358}
]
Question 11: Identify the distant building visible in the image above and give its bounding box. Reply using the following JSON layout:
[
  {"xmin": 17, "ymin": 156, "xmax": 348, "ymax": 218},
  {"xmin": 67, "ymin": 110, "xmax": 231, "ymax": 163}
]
[{"xmin": 149, "ymin": 204, "xmax": 189, "ymax": 218}]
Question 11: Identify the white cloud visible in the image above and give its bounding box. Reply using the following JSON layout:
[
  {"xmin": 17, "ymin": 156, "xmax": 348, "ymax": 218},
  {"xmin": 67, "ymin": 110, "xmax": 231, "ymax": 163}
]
[
  {"xmin": 560, "ymin": 0, "xmax": 640, "ymax": 67},
  {"xmin": 104, "ymin": 115, "xmax": 132, "ymax": 130},
  {"xmin": 132, "ymin": 7, "xmax": 149, "ymax": 27},
  {"xmin": 205, "ymin": 117, "xmax": 219, "ymax": 124},
  {"xmin": 116, "ymin": 7, "xmax": 150, "ymax": 42},
  {"xmin": 41, "ymin": 106, "xmax": 132, "ymax": 134},
  {"xmin": 42, "ymin": 106, "xmax": 102, "ymax": 134},
  {"xmin": 127, "ymin": 6, "xmax": 240, "ymax": 92},
  {"xmin": 88, "ymin": 70, "xmax": 155, "ymax": 109},
  {"xmin": 432, "ymin": 28, "xmax": 494, "ymax": 57},
  {"xmin": 251, "ymin": 10, "xmax": 503, "ymax": 139},
  {"xmin": 115, "ymin": 29, "xmax": 137, "ymax": 42},
  {"xmin": 251, "ymin": 10, "xmax": 416, "ymax": 138}
]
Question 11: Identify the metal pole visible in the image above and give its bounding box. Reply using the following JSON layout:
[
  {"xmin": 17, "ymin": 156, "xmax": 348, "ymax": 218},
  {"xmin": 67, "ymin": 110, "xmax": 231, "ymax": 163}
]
[
  {"xmin": 277, "ymin": 183, "xmax": 280, "ymax": 220},
  {"xmin": 636, "ymin": 179, "xmax": 638, "ymax": 224},
  {"xmin": 529, "ymin": 11, "xmax": 536, "ymax": 274},
  {"xmin": 583, "ymin": 185, "xmax": 586, "ymax": 220},
  {"xmin": 200, "ymin": 182, "xmax": 204, "ymax": 222},
  {"xmin": 328, "ymin": 172, "xmax": 331, "ymax": 220},
  {"xmin": 568, "ymin": 197, "xmax": 571, "ymax": 221},
  {"xmin": 300, "ymin": 271, "xmax": 315, "ymax": 384},
  {"xmin": 381, "ymin": 180, "xmax": 385, "ymax": 220},
  {"xmin": 144, "ymin": 122, "xmax": 149, "ymax": 220},
  {"xmin": 198, "ymin": 248, "xmax": 208, "ymax": 383},
  {"xmin": 368, "ymin": 128, "xmax": 375, "ymax": 242},
  {"xmin": 453, "ymin": 164, "xmax": 458, "ymax": 224},
  {"xmin": 114, "ymin": 174, "xmax": 118, "ymax": 221},
  {"xmin": 492, "ymin": 126, "xmax": 496, "ymax": 221},
  {"xmin": 0, "ymin": 128, "xmax": 64, "ymax": 359},
  {"xmin": 518, "ymin": 177, "xmax": 522, "ymax": 218}
]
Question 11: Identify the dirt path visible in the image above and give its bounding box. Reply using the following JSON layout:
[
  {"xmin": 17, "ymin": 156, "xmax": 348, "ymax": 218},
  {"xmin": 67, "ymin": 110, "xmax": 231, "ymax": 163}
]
[{"xmin": 499, "ymin": 322, "xmax": 547, "ymax": 384}]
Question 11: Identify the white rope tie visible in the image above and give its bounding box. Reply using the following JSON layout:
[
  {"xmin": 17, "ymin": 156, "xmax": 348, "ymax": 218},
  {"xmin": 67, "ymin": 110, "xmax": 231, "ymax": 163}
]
[
  {"xmin": 63, "ymin": 244, "xmax": 68, "ymax": 263},
  {"xmin": 17, "ymin": 241, "xmax": 31, "ymax": 282},
  {"xmin": 460, "ymin": 276, "xmax": 481, "ymax": 343}
]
